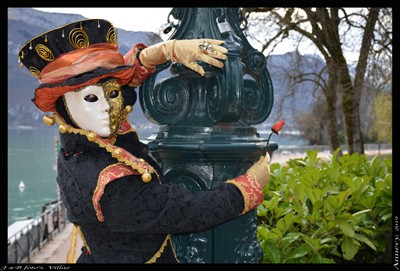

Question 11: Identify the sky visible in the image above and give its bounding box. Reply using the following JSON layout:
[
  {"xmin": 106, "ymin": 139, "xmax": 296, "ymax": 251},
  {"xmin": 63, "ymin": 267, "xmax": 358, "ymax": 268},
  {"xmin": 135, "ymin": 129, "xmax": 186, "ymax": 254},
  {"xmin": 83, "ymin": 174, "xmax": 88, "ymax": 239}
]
[
  {"xmin": 32, "ymin": 7, "xmax": 318, "ymax": 57},
  {"xmin": 34, "ymin": 8, "xmax": 173, "ymax": 35},
  {"xmin": 33, "ymin": 7, "xmax": 294, "ymax": 54},
  {"xmin": 32, "ymin": 8, "xmax": 356, "ymax": 61}
]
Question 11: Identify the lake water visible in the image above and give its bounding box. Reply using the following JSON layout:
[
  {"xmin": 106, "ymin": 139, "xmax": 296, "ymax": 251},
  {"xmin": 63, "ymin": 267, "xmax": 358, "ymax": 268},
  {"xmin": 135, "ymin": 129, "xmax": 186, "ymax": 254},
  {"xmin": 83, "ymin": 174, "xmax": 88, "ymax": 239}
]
[
  {"xmin": 7, "ymin": 127, "xmax": 307, "ymax": 226},
  {"xmin": 8, "ymin": 128, "xmax": 59, "ymax": 226}
]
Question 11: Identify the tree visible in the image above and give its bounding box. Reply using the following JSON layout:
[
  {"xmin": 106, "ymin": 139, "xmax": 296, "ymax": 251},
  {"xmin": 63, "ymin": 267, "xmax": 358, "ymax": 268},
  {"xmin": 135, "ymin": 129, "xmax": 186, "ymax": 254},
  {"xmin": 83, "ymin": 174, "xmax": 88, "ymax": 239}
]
[
  {"xmin": 295, "ymin": 98, "xmax": 329, "ymax": 145},
  {"xmin": 242, "ymin": 7, "xmax": 392, "ymax": 155},
  {"xmin": 369, "ymin": 91, "xmax": 392, "ymax": 143}
]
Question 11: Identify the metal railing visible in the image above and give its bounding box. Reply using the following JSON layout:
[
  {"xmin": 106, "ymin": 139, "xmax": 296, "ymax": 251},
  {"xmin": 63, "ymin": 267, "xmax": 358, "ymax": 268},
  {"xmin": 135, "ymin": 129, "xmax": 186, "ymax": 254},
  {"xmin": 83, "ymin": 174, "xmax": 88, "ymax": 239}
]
[{"xmin": 7, "ymin": 200, "xmax": 67, "ymax": 263}]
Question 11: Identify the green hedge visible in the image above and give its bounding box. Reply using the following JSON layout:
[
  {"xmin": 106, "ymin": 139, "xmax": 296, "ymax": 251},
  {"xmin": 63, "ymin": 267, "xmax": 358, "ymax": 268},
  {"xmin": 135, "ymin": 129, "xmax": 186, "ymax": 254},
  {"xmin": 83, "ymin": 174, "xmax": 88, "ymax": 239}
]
[{"xmin": 257, "ymin": 148, "xmax": 392, "ymax": 263}]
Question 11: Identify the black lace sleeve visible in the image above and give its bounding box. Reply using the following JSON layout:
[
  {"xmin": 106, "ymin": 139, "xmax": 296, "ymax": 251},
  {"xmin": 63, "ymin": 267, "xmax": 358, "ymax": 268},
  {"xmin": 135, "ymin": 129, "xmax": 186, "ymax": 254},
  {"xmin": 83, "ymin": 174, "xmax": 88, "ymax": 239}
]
[{"xmin": 100, "ymin": 175, "xmax": 244, "ymax": 234}]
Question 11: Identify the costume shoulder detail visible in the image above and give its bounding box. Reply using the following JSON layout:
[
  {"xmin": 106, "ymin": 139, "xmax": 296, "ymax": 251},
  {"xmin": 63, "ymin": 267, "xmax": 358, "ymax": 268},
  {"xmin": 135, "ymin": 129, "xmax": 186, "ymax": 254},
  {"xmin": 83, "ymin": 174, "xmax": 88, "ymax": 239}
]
[{"xmin": 93, "ymin": 163, "xmax": 139, "ymax": 222}]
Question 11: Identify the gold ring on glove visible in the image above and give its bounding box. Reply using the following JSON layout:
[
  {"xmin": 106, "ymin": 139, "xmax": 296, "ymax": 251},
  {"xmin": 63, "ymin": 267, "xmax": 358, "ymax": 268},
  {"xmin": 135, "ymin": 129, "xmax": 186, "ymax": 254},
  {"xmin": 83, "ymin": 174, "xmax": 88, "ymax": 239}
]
[{"xmin": 199, "ymin": 41, "xmax": 213, "ymax": 54}]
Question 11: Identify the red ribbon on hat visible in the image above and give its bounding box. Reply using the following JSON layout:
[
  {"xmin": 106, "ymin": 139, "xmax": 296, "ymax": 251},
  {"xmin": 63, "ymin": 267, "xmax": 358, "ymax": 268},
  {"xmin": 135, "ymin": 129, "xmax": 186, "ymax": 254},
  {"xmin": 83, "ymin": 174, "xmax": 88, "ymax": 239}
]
[{"xmin": 33, "ymin": 43, "xmax": 155, "ymax": 112}]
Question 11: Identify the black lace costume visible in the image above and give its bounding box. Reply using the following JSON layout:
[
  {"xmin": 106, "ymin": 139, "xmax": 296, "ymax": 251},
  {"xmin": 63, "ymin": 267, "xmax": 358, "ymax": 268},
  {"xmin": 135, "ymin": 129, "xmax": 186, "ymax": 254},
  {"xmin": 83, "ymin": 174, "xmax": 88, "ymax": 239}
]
[{"xmin": 57, "ymin": 128, "xmax": 247, "ymax": 263}]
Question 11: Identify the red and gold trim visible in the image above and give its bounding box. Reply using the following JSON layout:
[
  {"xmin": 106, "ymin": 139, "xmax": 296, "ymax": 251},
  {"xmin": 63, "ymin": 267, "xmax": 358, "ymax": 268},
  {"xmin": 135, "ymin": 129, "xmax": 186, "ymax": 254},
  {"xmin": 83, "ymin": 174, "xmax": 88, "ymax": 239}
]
[
  {"xmin": 117, "ymin": 119, "xmax": 137, "ymax": 135},
  {"xmin": 46, "ymin": 113, "xmax": 158, "ymax": 183},
  {"xmin": 226, "ymin": 174, "xmax": 263, "ymax": 215},
  {"xmin": 93, "ymin": 163, "xmax": 139, "ymax": 222}
]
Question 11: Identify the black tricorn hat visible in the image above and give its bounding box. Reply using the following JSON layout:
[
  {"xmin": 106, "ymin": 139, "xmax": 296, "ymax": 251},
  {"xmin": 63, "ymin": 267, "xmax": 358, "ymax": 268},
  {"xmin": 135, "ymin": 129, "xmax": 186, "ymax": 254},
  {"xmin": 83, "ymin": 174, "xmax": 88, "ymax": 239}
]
[{"xmin": 18, "ymin": 19, "xmax": 118, "ymax": 78}]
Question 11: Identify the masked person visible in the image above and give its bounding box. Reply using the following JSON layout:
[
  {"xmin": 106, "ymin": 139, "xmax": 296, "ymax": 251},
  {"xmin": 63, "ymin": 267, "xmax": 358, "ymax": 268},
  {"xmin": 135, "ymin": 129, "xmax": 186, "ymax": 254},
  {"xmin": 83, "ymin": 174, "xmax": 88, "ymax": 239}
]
[{"xmin": 18, "ymin": 19, "xmax": 270, "ymax": 264}]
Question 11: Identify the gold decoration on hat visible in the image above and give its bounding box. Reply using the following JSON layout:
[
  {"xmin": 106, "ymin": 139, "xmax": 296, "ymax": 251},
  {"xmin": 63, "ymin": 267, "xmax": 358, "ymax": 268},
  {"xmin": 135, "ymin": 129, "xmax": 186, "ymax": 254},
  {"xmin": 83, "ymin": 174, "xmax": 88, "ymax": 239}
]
[
  {"xmin": 18, "ymin": 19, "xmax": 119, "ymax": 75},
  {"xmin": 36, "ymin": 44, "xmax": 55, "ymax": 62},
  {"xmin": 106, "ymin": 27, "xmax": 118, "ymax": 45},
  {"xmin": 29, "ymin": 66, "xmax": 41, "ymax": 78},
  {"xmin": 69, "ymin": 27, "xmax": 89, "ymax": 49},
  {"xmin": 18, "ymin": 52, "xmax": 24, "ymax": 67}
]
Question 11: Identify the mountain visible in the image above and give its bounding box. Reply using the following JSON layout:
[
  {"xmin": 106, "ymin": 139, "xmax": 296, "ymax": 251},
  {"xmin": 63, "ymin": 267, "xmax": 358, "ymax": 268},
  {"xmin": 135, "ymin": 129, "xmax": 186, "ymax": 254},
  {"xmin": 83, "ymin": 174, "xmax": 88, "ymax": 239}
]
[
  {"xmin": 263, "ymin": 51, "xmax": 326, "ymax": 130},
  {"xmin": 8, "ymin": 8, "xmax": 322, "ymax": 135}
]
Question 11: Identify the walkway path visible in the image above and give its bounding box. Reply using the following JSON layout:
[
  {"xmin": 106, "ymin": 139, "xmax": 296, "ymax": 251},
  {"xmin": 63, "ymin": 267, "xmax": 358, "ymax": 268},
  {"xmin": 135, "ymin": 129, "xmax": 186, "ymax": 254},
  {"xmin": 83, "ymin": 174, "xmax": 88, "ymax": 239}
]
[{"xmin": 27, "ymin": 222, "xmax": 82, "ymax": 263}]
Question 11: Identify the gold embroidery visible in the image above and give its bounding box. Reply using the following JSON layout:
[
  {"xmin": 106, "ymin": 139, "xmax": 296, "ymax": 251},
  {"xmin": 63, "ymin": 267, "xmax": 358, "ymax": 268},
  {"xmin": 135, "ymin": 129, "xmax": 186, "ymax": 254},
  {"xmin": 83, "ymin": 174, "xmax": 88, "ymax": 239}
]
[
  {"xmin": 226, "ymin": 174, "xmax": 263, "ymax": 215},
  {"xmin": 106, "ymin": 26, "xmax": 118, "ymax": 46},
  {"xmin": 29, "ymin": 66, "xmax": 40, "ymax": 78},
  {"xmin": 69, "ymin": 27, "xmax": 89, "ymax": 49},
  {"xmin": 35, "ymin": 44, "xmax": 54, "ymax": 62}
]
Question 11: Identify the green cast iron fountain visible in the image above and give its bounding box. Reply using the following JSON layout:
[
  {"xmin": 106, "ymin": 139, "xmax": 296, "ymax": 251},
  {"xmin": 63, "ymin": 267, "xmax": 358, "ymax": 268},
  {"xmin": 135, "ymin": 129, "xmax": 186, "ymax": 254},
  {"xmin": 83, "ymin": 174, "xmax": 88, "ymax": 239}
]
[{"xmin": 139, "ymin": 7, "xmax": 277, "ymax": 263}]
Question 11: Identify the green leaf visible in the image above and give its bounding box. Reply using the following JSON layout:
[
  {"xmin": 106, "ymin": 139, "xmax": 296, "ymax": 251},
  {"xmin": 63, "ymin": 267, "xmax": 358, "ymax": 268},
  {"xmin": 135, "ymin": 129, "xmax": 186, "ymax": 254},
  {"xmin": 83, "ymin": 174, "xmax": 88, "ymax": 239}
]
[
  {"xmin": 341, "ymin": 236, "xmax": 359, "ymax": 260},
  {"xmin": 283, "ymin": 246, "xmax": 308, "ymax": 263},
  {"xmin": 330, "ymin": 147, "xmax": 342, "ymax": 167},
  {"xmin": 263, "ymin": 241, "xmax": 281, "ymax": 263},
  {"xmin": 311, "ymin": 253, "xmax": 336, "ymax": 264},
  {"xmin": 352, "ymin": 209, "xmax": 371, "ymax": 217},
  {"xmin": 306, "ymin": 149, "xmax": 320, "ymax": 166},
  {"xmin": 278, "ymin": 232, "xmax": 300, "ymax": 250},
  {"xmin": 266, "ymin": 228, "xmax": 283, "ymax": 241},
  {"xmin": 381, "ymin": 212, "xmax": 392, "ymax": 221},
  {"xmin": 358, "ymin": 195, "xmax": 377, "ymax": 210},
  {"xmin": 293, "ymin": 183, "xmax": 306, "ymax": 202},
  {"xmin": 336, "ymin": 190, "xmax": 350, "ymax": 207},
  {"xmin": 257, "ymin": 226, "xmax": 269, "ymax": 240},
  {"xmin": 305, "ymin": 187, "xmax": 322, "ymax": 204},
  {"xmin": 335, "ymin": 219, "xmax": 354, "ymax": 237},
  {"xmin": 354, "ymin": 233, "xmax": 377, "ymax": 251},
  {"xmin": 276, "ymin": 213, "xmax": 294, "ymax": 235},
  {"xmin": 301, "ymin": 233, "xmax": 320, "ymax": 253},
  {"xmin": 336, "ymin": 212, "xmax": 355, "ymax": 221}
]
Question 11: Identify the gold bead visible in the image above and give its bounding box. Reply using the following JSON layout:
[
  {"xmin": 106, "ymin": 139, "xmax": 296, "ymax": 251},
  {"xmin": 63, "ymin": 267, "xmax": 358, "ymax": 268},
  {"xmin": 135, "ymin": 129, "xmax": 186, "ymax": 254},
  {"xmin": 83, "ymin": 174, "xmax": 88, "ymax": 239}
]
[
  {"xmin": 43, "ymin": 115, "xmax": 55, "ymax": 126},
  {"xmin": 125, "ymin": 105, "xmax": 132, "ymax": 113},
  {"xmin": 137, "ymin": 158, "xmax": 145, "ymax": 163},
  {"xmin": 141, "ymin": 172, "xmax": 152, "ymax": 183},
  {"xmin": 87, "ymin": 132, "xmax": 97, "ymax": 142},
  {"xmin": 59, "ymin": 125, "xmax": 68, "ymax": 133},
  {"xmin": 113, "ymin": 148, "xmax": 122, "ymax": 157}
]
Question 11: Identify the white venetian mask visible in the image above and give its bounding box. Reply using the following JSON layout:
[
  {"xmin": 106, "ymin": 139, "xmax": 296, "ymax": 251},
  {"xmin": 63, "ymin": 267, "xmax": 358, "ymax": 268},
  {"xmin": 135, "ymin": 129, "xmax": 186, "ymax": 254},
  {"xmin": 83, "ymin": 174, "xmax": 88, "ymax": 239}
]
[{"xmin": 63, "ymin": 79, "xmax": 124, "ymax": 138}]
